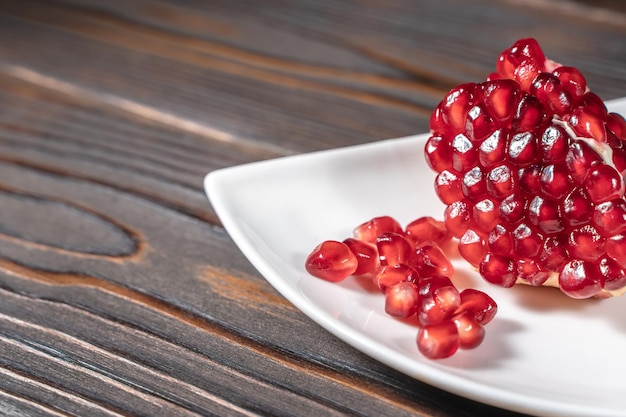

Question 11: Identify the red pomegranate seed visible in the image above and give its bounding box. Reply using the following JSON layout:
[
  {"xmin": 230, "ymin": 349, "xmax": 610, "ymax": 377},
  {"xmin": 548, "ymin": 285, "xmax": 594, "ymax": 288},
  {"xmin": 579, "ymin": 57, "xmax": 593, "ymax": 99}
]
[
  {"xmin": 451, "ymin": 133, "xmax": 478, "ymax": 172},
  {"xmin": 540, "ymin": 236, "xmax": 569, "ymax": 271},
  {"xmin": 527, "ymin": 196, "xmax": 565, "ymax": 235},
  {"xmin": 512, "ymin": 95, "xmax": 547, "ymax": 131},
  {"xmin": 444, "ymin": 199, "xmax": 474, "ymax": 238},
  {"xmin": 584, "ymin": 164, "xmax": 625, "ymax": 204},
  {"xmin": 479, "ymin": 253, "xmax": 517, "ymax": 288},
  {"xmin": 404, "ymin": 216, "xmax": 451, "ymax": 247},
  {"xmin": 466, "ymin": 104, "xmax": 495, "ymax": 142},
  {"xmin": 518, "ymin": 164, "xmax": 543, "ymax": 194},
  {"xmin": 417, "ymin": 321, "xmax": 459, "ymax": 359},
  {"xmin": 435, "ymin": 169, "xmax": 464, "ymax": 204},
  {"xmin": 343, "ymin": 238, "xmax": 378, "ymax": 276},
  {"xmin": 516, "ymin": 258, "xmax": 550, "ymax": 286},
  {"xmin": 439, "ymin": 83, "xmax": 476, "ymax": 133},
  {"xmin": 458, "ymin": 229, "xmax": 488, "ymax": 267},
  {"xmin": 411, "ymin": 242, "xmax": 454, "ymax": 278},
  {"xmin": 597, "ymin": 256, "xmax": 626, "ymax": 291},
  {"xmin": 562, "ymin": 188, "xmax": 594, "ymax": 227},
  {"xmin": 425, "ymin": 135, "xmax": 453, "ymax": 171},
  {"xmin": 606, "ymin": 112, "xmax": 626, "ymax": 140},
  {"xmin": 508, "ymin": 131, "xmax": 538, "ymax": 166},
  {"xmin": 488, "ymin": 223, "xmax": 514, "ymax": 256},
  {"xmin": 540, "ymin": 124, "xmax": 570, "ymax": 163},
  {"xmin": 530, "ymin": 72, "xmax": 573, "ymax": 116},
  {"xmin": 567, "ymin": 224, "xmax": 605, "ymax": 262},
  {"xmin": 354, "ymin": 216, "xmax": 403, "ymax": 243},
  {"xmin": 606, "ymin": 234, "xmax": 626, "ymax": 269},
  {"xmin": 478, "ymin": 129, "xmax": 508, "ymax": 168},
  {"xmin": 473, "ymin": 197, "xmax": 499, "ymax": 233},
  {"xmin": 452, "ymin": 310, "xmax": 485, "ymax": 349},
  {"xmin": 565, "ymin": 140, "xmax": 603, "ymax": 184},
  {"xmin": 499, "ymin": 193, "xmax": 526, "ymax": 224},
  {"xmin": 568, "ymin": 106, "xmax": 607, "ymax": 142},
  {"xmin": 513, "ymin": 223, "xmax": 543, "ymax": 258},
  {"xmin": 455, "ymin": 288, "xmax": 498, "ymax": 325},
  {"xmin": 462, "ymin": 166, "xmax": 487, "ymax": 199},
  {"xmin": 552, "ymin": 66, "xmax": 586, "ymax": 98},
  {"xmin": 559, "ymin": 259, "xmax": 603, "ymax": 299},
  {"xmin": 540, "ymin": 164, "xmax": 571, "ymax": 200},
  {"xmin": 592, "ymin": 199, "xmax": 626, "ymax": 237},
  {"xmin": 481, "ymin": 79, "xmax": 522, "ymax": 125},
  {"xmin": 486, "ymin": 163, "xmax": 518, "ymax": 198},
  {"xmin": 374, "ymin": 264, "xmax": 419, "ymax": 293},
  {"xmin": 385, "ymin": 281, "xmax": 420, "ymax": 318},
  {"xmin": 496, "ymin": 38, "xmax": 546, "ymax": 82},
  {"xmin": 305, "ymin": 241, "xmax": 358, "ymax": 282},
  {"xmin": 417, "ymin": 276, "xmax": 460, "ymax": 325},
  {"xmin": 376, "ymin": 232, "xmax": 413, "ymax": 266}
]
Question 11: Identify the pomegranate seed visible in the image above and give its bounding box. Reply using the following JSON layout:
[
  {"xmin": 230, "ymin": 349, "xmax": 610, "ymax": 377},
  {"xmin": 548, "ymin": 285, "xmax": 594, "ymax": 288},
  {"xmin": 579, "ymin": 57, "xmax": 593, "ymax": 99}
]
[
  {"xmin": 518, "ymin": 164, "xmax": 543, "ymax": 194},
  {"xmin": 354, "ymin": 216, "xmax": 403, "ymax": 243},
  {"xmin": 425, "ymin": 135, "xmax": 453, "ymax": 171},
  {"xmin": 606, "ymin": 234, "xmax": 626, "ymax": 269},
  {"xmin": 404, "ymin": 216, "xmax": 451, "ymax": 247},
  {"xmin": 444, "ymin": 199, "xmax": 474, "ymax": 238},
  {"xmin": 435, "ymin": 169, "xmax": 464, "ymax": 204},
  {"xmin": 385, "ymin": 281, "xmax": 419, "ymax": 318},
  {"xmin": 479, "ymin": 253, "xmax": 517, "ymax": 288},
  {"xmin": 374, "ymin": 264, "xmax": 419, "ymax": 293},
  {"xmin": 466, "ymin": 104, "xmax": 495, "ymax": 142},
  {"xmin": 417, "ymin": 321, "xmax": 459, "ymax": 359},
  {"xmin": 567, "ymin": 224, "xmax": 605, "ymax": 262},
  {"xmin": 496, "ymin": 38, "xmax": 546, "ymax": 82},
  {"xmin": 417, "ymin": 276, "xmax": 460, "ymax": 325},
  {"xmin": 451, "ymin": 133, "xmax": 478, "ymax": 172},
  {"xmin": 540, "ymin": 236, "xmax": 569, "ymax": 271},
  {"xmin": 552, "ymin": 66, "xmax": 586, "ymax": 98},
  {"xmin": 584, "ymin": 164, "xmax": 625, "ymax": 204},
  {"xmin": 305, "ymin": 241, "xmax": 358, "ymax": 282},
  {"xmin": 540, "ymin": 124, "xmax": 569, "ymax": 163},
  {"xmin": 527, "ymin": 196, "xmax": 565, "ymax": 235},
  {"xmin": 455, "ymin": 288, "xmax": 498, "ymax": 325},
  {"xmin": 592, "ymin": 199, "xmax": 626, "ymax": 237},
  {"xmin": 559, "ymin": 259, "xmax": 603, "ymax": 299},
  {"xmin": 478, "ymin": 129, "xmax": 508, "ymax": 168},
  {"xmin": 562, "ymin": 188, "xmax": 593, "ymax": 227},
  {"xmin": 568, "ymin": 106, "xmax": 607, "ymax": 142},
  {"xmin": 458, "ymin": 229, "xmax": 487, "ymax": 267},
  {"xmin": 481, "ymin": 79, "xmax": 522, "ymax": 125},
  {"xmin": 499, "ymin": 193, "xmax": 526, "ymax": 224},
  {"xmin": 486, "ymin": 163, "xmax": 518, "ymax": 198},
  {"xmin": 606, "ymin": 112, "xmax": 626, "ymax": 141},
  {"xmin": 597, "ymin": 256, "xmax": 626, "ymax": 291},
  {"xmin": 440, "ymin": 83, "xmax": 476, "ymax": 133},
  {"xmin": 473, "ymin": 197, "xmax": 499, "ymax": 233},
  {"xmin": 376, "ymin": 232, "xmax": 413, "ymax": 266},
  {"xmin": 452, "ymin": 310, "xmax": 486, "ymax": 349},
  {"xmin": 565, "ymin": 140, "xmax": 603, "ymax": 184},
  {"xmin": 488, "ymin": 223, "xmax": 514, "ymax": 256},
  {"xmin": 530, "ymin": 72, "xmax": 573, "ymax": 116},
  {"xmin": 343, "ymin": 238, "xmax": 378, "ymax": 276},
  {"xmin": 411, "ymin": 242, "xmax": 454, "ymax": 278},
  {"xmin": 512, "ymin": 95, "xmax": 547, "ymax": 131},
  {"xmin": 540, "ymin": 164, "xmax": 571, "ymax": 200},
  {"xmin": 508, "ymin": 131, "xmax": 537, "ymax": 166},
  {"xmin": 516, "ymin": 258, "xmax": 550, "ymax": 286},
  {"xmin": 461, "ymin": 166, "xmax": 487, "ymax": 199},
  {"xmin": 513, "ymin": 223, "xmax": 543, "ymax": 258}
]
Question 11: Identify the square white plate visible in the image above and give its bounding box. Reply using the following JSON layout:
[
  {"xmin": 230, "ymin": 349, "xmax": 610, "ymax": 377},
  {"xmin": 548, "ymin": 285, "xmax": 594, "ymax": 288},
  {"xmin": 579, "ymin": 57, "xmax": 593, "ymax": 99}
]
[{"xmin": 205, "ymin": 97, "xmax": 626, "ymax": 417}]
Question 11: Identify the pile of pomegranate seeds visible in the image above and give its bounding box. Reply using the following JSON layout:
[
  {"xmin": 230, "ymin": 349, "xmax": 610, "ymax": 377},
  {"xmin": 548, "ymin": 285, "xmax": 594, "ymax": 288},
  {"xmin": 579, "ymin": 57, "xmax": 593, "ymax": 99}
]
[
  {"xmin": 427, "ymin": 38, "xmax": 626, "ymax": 299},
  {"xmin": 305, "ymin": 215, "xmax": 497, "ymax": 359}
]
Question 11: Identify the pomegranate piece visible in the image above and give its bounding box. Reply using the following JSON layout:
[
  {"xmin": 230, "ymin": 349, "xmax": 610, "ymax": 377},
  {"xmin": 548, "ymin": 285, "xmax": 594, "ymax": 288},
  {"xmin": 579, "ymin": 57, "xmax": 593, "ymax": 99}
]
[
  {"xmin": 417, "ymin": 321, "xmax": 459, "ymax": 359},
  {"xmin": 376, "ymin": 232, "xmax": 413, "ymax": 266},
  {"xmin": 452, "ymin": 310, "xmax": 486, "ymax": 349},
  {"xmin": 305, "ymin": 241, "xmax": 358, "ymax": 282},
  {"xmin": 426, "ymin": 38, "xmax": 626, "ymax": 298},
  {"xmin": 410, "ymin": 242, "xmax": 455, "ymax": 278},
  {"xmin": 417, "ymin": 276, "xmax": 461, "ymax": 325},
  {"xmin": 374, "ymin": 263, "xmax": 419, "ymax": 293},
  {"xmin": 343, "ymin": 238, "xmax": 379, "ymax": 276}
]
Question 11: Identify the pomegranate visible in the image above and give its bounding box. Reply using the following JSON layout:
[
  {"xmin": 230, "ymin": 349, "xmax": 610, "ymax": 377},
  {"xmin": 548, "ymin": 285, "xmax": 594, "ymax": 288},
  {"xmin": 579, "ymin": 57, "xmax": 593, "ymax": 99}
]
[
  {"xmin": 426, "ymin": 38, "xmax": 626, "ymax": 299},
  {"xmin": 305, "ymin": 215, "xmax": 498, "ymax": 359}
]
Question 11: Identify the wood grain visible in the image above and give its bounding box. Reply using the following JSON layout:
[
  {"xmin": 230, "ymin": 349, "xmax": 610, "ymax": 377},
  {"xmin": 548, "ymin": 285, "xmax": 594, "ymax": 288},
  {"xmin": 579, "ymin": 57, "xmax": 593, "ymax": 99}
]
[{"xmin": 0, "ymin": 0, "xmax": 624, "ymax": 416}]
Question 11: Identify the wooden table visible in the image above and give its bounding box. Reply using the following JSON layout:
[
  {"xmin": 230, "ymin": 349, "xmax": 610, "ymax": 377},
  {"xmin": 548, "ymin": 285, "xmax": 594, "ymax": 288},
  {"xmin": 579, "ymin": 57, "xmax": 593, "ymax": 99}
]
[{"xmin": 1, "ymin": 1, "xmax": 624, "ymax": 416}]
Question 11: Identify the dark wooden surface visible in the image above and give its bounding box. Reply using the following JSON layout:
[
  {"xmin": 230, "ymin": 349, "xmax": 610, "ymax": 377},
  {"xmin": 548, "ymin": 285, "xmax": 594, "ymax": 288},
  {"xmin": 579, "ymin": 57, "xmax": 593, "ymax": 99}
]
[{"xmin": 0, "ymin": 1, "xmax": 624, "ymax": 416}]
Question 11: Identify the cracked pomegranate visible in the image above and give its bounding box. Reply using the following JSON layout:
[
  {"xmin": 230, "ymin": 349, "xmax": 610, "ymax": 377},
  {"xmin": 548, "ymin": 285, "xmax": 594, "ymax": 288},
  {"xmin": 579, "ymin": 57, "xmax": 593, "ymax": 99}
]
[
  {"xmin": 426, "ymin": 38, "xmax": 626, "ymax": 299},
  {"xmin": 305, "ymin": 215, "xmax": 497, "ymax": 359}
]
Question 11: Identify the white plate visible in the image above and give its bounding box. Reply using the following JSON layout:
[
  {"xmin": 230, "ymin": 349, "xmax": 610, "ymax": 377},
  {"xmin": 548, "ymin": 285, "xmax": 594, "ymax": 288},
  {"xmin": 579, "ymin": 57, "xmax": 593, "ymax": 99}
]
[{"xmin": 205, "ymin": 97, "xmax": 626, "ymax": 417}]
